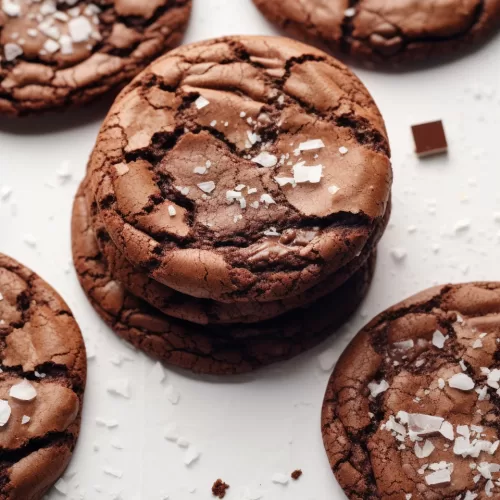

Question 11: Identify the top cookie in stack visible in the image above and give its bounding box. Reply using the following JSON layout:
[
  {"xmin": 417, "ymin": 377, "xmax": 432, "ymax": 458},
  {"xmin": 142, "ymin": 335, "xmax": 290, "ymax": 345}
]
[{"xmin": 73, "ymin": 35, "xmax": 393, "ymax": 374}]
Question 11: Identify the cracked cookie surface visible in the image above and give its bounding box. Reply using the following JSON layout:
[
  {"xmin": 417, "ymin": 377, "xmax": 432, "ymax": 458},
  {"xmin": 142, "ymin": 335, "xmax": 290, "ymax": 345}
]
[
  {"xmin": 322, "ymin": 283, "xmax": 500, "ymax": 499},
  {"xmin": 0, "ymin": 0, "xmax": 192, "ymax": 115},
  {"xmin": 88, "ymin": 35, "xmax": 392, "ymax": 302},
  {"xmin": 72, "ymin": 189, "xmax": 376, "ymax": 374},
  {"xmin": 253, "ymin": 0, "xmax": 500, "ymax": 65},
  {"xmin": 0, "ymin": 253, "xmax": 86, "ymax": 499},
  {"xmin": 79, "ymin": 178, "xmax": 390, "ymax": 324}
]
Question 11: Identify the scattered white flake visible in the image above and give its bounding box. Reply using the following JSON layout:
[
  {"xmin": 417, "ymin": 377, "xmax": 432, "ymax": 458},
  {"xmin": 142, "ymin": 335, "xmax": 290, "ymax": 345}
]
[
  {"xmin": 68, "ymin": 16, "xmax": 93, "ymax": 42},
  {"xmin": 487, "ymin": 369, "xmax": 500, "ymax": 389},
  {"xmin": 390, "ymin": 248, "xmax": 407, "ymax": 263},
  {"xmin": 23, "ymin": 234, "xmax": 37, "ymax": 247},
  {"xmin": 439, "ymin": 421, "xmax": 454, "ymax": 441},
  {"xmin": 10, "ymin": 379, "xmax": 37, "ymax": 401},
  {"xmin": 194, "ymin": 96, "xmax": 210, "ymax": 109},
  {"xmin": 21, "ymin": 415, "xmax": 30, "ymax": 425},
  {"xmin": 2, "ymin": 0, "xmax": 21, "ymax": 17},
  {"xmin": 165, "ymin": 385, "xmax": 180, "ymax": 405},
  {"xmin": 54, "ymin": 478, "xmax": 69, "ymax": 495},
  {"xmin": 250, "ymin": 201, "xmax": 259, "ymax": 209},
  {"xmin": 106, "ymin": 379, "xmax": 130, "ymax": 399},
  {"xmin": 164, "ymin": 423, "xmax": 179, "ymax": 442},
  {"xmin": 148, "ymin": 362, "xmax": 165, "ymax": 384},
  {"xmin": 368, "ymin": 379, "xmax": 389, "ymax": 398},
  {"xmin": 240, "ymin": 111, "xmax": 247, "ymax": 118},
  {"xmin": 168, "ymin": 206, "xmax": 176, "ymax": 217},
  {"xmin": 184, "ymin": 447, "xmax": 200, "ymax": 466},
  {"xmin": 263, "ymin": 227, "xmax": 280, "ymax": 237},
  {"xmin": 4, "ymin": 42, "xmax": 23, "ymax": 61},
  {"xmin": 193, "ymin": 166, "xmax": 207, "ymax": 175},
  {"xmin": 425, "ymin": 467, "xmax": 452, "ymax": 486},
  {"xmin": 271, "ymin": 473, "xmax": 289, "ymax": 485},
  {"xmin": 318, "ymin": 349, "xmax": 337, "ymax": 372},
  {"xmin": 43, "ymin": 39, "xmax": 60, "ymax": 54},
  {"xmin": 247, "ymin": 131, "xmax": 261, "ymax": 145},
  {"xmin": 210, "ymin": 120, "xmax": 217, "ymax": 127},
  {"xmin": 0, "ymin": 400, "xmax": 11, "ymax": 426},
  {"xmin": 177, "ymin": 437, "xmax": 190, "ymax": 448},
  {"xmin": 344, "ymin": 7, "xmax": 356, "ymax": 17},
  {"xmin": 298, "ymin": 139, "xmax": 325, "ymax": 151},
  {"xmin": 252, "ymin": 152, "xmax": 278, "ymax": 168},
  {"xmin": 460, "ymin": 359, "xmax": 467, "ymax": 371},
  {"xmin": 260, "ymin": 194, "xmax": 276, "ymax": 205},
  {"xmin": 226, "ymin": 190, "xmax": 243, "ymax": 202},
  {"xmin": 110, "ymin": 439, "xmax": 123, "ymax": 450},
  {"xmin": 274, "ymin": 177, "xmax": 296, "ymax": 187},
  {"xmin": 292, "ymin": 162, "xmax": 323, "ymax": 184},
  {"xmin": 448, "ymin": 373, "xmax": 475, "ymax": 391},
  {"xmin": 0, "ymin": 185, "xmax": 12, "ymax": 200},
  {"xmin": 393, "ymin": 340, "xmax": 414, "ymax": 350},
  {"xmin": 438, "ymin": 378, "xmax": 445, "ymax": 389},
  {"xmin": 197, "ymin": 181, "xmax": 216, "ymax": 194},
  {"xmin": 432, "ymin": 330, "xmax": 447, "ymax": 349},
  {"xmin": 454, "ymin": 219, "xmax": 471, "ymax": 233},
  {"xmin": 176, "ymin": 186, "xmax": 190, "ymax": 196},
  {"xmin": 415, "ymin": 440, "xmax": 435, "ymax": 459},
  {"xmin": 328, "ymin": 185, "xmax": 340, "ymax": 195},
  {"xmin": 103, "ymin": 467, "xmax": 123, "ymax": 478},
  {"xmin": 473, "ymin": 339, "xmax": 483, "ymax": 349},
  {"xmin": 339, "ymin": 146, "xmax": 349, "ymax": 155}
]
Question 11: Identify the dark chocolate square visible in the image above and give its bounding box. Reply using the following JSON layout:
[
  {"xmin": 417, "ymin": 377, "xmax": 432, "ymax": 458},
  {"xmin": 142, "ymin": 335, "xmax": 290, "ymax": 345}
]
[{"xmin": 411, "ymin": 120, "xmax": 448, "ymax": 157}]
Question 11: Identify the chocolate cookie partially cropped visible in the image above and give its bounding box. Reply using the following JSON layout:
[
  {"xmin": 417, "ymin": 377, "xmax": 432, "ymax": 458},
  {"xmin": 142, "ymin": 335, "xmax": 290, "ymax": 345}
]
[
  {"xmin": 0, "ymin": 0, "xmax": 192, "ymax": 115},
  {"xmin": 72, "ymin": 187, "xmax": 376, "ymax": 374},
  {"xmin": 322, "ymin": 283, "xmax": 500, "ymax": 499},
  {"xmin": 0, "ymin": 254, "xmax": 86, "ymax": 499},
  {"xmin": 253, "ymin": 0, "xmax": 500, "ymax": 65},
  {"xmin": 79, "ymin": 179, "xmax": 390, "ymax": 324},
  {"xmin": 88, "ymin": 35, "xmax": 392, "ymax": 303}
]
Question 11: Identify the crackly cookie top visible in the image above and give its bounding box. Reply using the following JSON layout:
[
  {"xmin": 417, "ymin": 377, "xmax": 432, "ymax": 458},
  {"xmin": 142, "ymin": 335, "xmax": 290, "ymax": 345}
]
[
  {"xmin": 253, "ymin": 0, "xmax": 500, "ymax": 64},
  {"xmin": 0, "ymin": 0, "xmax": 192, "ymax": 115},
  {"xmin": 322, "ymin": 283, "xmax": 500, "ymax": 499},
  {"xmin": 89, "ymin": 35, "xmax": 392, "ymax": 302},
  {"xmin": 0, "ymin": 253, "xmax": 86, "ymax": 499}
]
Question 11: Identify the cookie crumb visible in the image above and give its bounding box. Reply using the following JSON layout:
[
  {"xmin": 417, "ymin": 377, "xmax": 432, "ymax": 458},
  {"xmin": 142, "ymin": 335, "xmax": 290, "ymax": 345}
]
[
  {"xmin": 212, "ymin": 479, "xmax": 230, "ymax": 498},
  {"xmin": 291, "ymin": 469, "xmax": 303, "ymax": 480}
]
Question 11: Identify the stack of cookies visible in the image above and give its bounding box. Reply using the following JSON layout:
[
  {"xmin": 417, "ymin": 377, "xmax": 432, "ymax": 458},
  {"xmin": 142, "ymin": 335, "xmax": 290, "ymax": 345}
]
[{"xmin": 72, "ymin": 35, "xmax": 393, "ymax": 375}]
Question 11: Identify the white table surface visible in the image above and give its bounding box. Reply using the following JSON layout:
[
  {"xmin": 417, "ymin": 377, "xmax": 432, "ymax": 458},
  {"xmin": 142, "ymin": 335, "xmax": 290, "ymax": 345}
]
[{"xmin": 1, "ymin": 1, "xmax": 500, "ymax": 498}]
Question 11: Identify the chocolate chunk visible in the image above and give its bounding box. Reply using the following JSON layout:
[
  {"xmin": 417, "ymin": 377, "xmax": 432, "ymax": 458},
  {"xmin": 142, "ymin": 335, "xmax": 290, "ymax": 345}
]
[
  {"xmin": 291, "ymin": 469, "xmax": 303, "ymax": 480},
  {"xmin": 412, "ymin": 120, "xmax": 448, "ymax": 157}
]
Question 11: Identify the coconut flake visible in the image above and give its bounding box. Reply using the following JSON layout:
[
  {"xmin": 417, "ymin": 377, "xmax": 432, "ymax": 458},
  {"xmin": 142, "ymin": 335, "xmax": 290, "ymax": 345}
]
[
  {"xmin": 448, "ymin": 373, "xmax": 475, "ymax": 391},
  {"xmin": 368, "ymin": 379, "xmax": 389, "ymax": 398},
  {"xmin": 298, "ymin": 139, "xmax": 325, "ymax": 151},
  {"xmin": 271, "ymin": 473, "xmax": 289, "ymax": 485},
  {"xmin": 68, "ymin": 16, "xmax": 93, "ymax": 42},
  {"xmin": 432, "ymin": 330, "xmax": 447, "ymax": 349},
  {"xmin": 415, "ymin": 440, "xmax": 435, "ymax": 459},
  {"xmin": 260, "ymin": 194, "xmax": 275, "ymax": 205},
  {"xmin": 328, "ymin": 185, "xmax": 340, "ymax": 195},
  {"xmin": 292, "ymin": 162, "xmax": 323, "ymax": 184},
  {"xmin": 194, "ymin": 96, "xmax": 209, "ymax": 109},
  {"xmin": 252, "ymin": 152, "xmax": 278, "ymax": 168},
  {"xmin": 0, "ymin": 400, "xmax": 11, "ymax": 426},
  {"xmin": 9, "ymin": 379, "xmax": 37, "ymax": 401},
  {"xmin": 393, "ymin": 340, "xmax": 414, "ymax": 351},
  {"xmin": 4, "ymin": 42, "xmax": 23, "ymax": 61},
  {"xmin": 197, "ymin": 181, "xmax": 216, "ymax": 194},
  {"xmin": 168, "ymin": 206, "xmax": 176, "ymax": 217},
  {"xmin": 184, "ymin": 446, "xmax": 200, "ymax": 466},
  {"xmin": 425, "ymin": 468, "xmax": 451, "ymax": 486},
  {"xmin": 106, "ymin": 379, "xmax": 130, "ymax": 398},
  {"xmin": 274, "ymin": 177, "xmax": 296, "ymax": 187}
]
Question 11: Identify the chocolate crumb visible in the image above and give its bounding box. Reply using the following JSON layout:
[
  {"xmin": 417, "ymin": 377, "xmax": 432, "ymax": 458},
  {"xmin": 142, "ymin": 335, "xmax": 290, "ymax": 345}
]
[
  {"xmin": 291, "ymin": 469, "xmax": 303, "ymax": 480},
  {"xmin": 212, "ymin": 479, "xmax": 230, "ymax": 498}
]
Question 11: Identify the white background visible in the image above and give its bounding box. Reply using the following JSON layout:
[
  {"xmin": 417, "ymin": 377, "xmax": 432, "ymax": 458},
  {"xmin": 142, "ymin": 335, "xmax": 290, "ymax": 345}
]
[{"xmin": 1, "ymin": 1, "xmax": 500, "ymax": 498}]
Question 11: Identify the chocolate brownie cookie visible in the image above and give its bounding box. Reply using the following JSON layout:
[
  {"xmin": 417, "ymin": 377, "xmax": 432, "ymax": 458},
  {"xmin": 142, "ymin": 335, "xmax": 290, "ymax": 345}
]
[
  {"xmin": 72, "ymin": 189, "xmax": 376, "ymax": 374},
  {"xmin": 322, "ymin": 283, "xmax": 500, "ymax": 499},
  {"xmin": 87, "ymin": 35, "xmax": 392, "ymax": 303},
  {"xmin": 253, "ymin": 0, "xmax": 500, "ymax": 65},
  {"xmin": 0, "ymin": 254, "xmax": 86, "ymax": 499},
  {"xmin": 79, "ymin": 179, "xmax": 390, "ymax": 324},
  {"xmin": 0, "ymin": 0, "xmax": 192, "ymax": 116}
]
